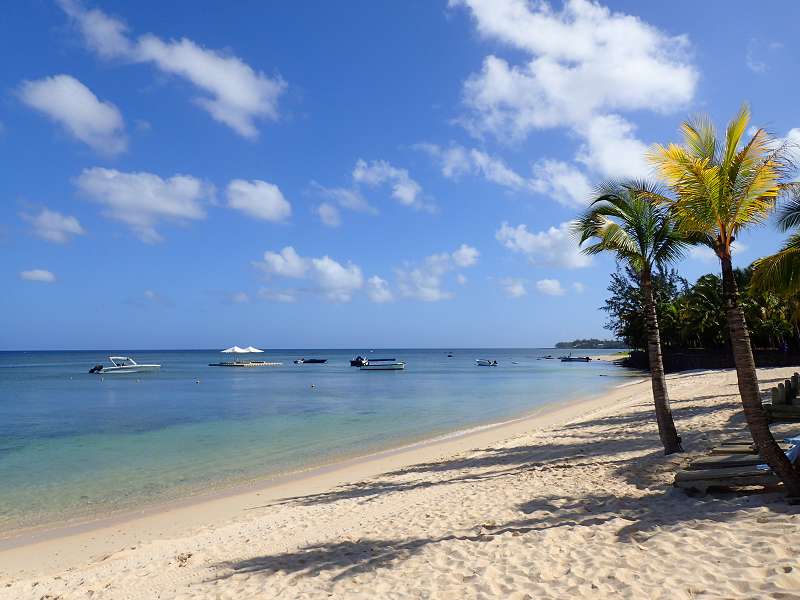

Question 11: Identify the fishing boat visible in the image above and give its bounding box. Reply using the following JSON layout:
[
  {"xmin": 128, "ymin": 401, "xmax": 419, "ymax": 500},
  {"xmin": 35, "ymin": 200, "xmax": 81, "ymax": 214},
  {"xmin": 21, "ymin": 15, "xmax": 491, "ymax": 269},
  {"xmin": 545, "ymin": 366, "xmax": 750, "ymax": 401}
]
[
  {"xmin": 475, "ymin": 359, "xmax": 498, "ymax": 367},
  {"xmin": 294, "ymin": 358, "xmax": 328, "ymax": 365},
  {"xmin": 360, "ymin": 361, "xmax": 405, "ymax": 371},
  {"xmin": 88, "ymin": 356, "xmax": 160, "ymax": 374}
]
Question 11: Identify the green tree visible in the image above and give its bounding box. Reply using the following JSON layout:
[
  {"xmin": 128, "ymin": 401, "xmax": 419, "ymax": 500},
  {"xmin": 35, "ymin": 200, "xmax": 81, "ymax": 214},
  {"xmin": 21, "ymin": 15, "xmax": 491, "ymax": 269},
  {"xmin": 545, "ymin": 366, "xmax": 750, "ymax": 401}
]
[
  {"xmin": 752, "ymin": 197, "xmax": 800, "ymax": 296},
  {"xmin": 650, "ymin": 104, "xmax": 800, "ymax": 495},
  {"xmin": 574, "ymin": 182, "xmax": 687, "ymax": 454}
]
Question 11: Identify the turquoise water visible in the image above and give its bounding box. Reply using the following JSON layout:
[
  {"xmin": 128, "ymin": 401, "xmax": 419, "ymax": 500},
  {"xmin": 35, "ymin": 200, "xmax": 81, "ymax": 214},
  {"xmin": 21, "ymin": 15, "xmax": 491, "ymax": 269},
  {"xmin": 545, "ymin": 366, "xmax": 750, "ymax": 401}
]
[{"xmin": 0, "ymin": 349, "xmax": 632, "ymax": 535}]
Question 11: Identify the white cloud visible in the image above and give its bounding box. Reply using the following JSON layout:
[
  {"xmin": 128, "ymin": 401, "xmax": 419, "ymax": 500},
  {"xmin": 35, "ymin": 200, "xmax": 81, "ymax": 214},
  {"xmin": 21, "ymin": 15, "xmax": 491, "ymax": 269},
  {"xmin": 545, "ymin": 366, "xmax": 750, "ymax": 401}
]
[
  {"xmin": 316, "ymin": 203, "xmax": 341, "ymax": 227},
  {"xmin": 258, "ymin": 288, "xmax": 297, "ymax": 303},
  {"xmin": 452, "ymin": 243, "xmax": 480, "ymax": 267},
  {"xmin": 450, "ymin": 0, "xmax": 696, "ymax": 199},
  {"xmin": 366, "ymin": 276, "xmax": 393, "ymax": 303},
  {"xmin": 416, "ymin": 142, "xmax": 526, "ymax": 190},
  {"xmin": 310, "ymin": 182, "xmax": 376, "ymax": 215},
  {"xmin": 530, "ymin": 159, "xmax": 593, "ymax": 207},
  {"xmin": 689, "ymin": 242, "xmax": 748, "ymax": 262},
  {"xmin": 456, "ymin": 274, "xmax": 468, "ymax": 285},
  {"xmin": 255, "ymin": 246, "xmax": 308, "ymax": 278},
  {"xmin": 226, "ymin": 179, "xmax": 291, "ymax": 222},
  {"xmin": 397, "ymin": 244, "xmax": 479, "ymax": 301},
  {"xmin": 254, "ymin": 247, "xmax": 363, "ymax": 302},
  {"xmin": 74, "ymin": 167, "xmax": 210, "ymax": 243},
  {"xmin": 575, "ymin": 114, "xmax": 651, "ymax": 180},
  {"xmin": 59, "ymin": 0, "xmax": 286, "ymax": 138},
  {"xmin": 452, "ymin": 0, "xmax": 696, "ymax": 139},
  {"xmin": 353, "ymin": 159, "xmax": 424, "ymax": 208},
  {"xmin": 21, "ymin": 208, "xmax": 85, "ymax": 243},
  {"xmin": 496, "ymin": 221, "xmax": 590, "ymax": 269},
  {"xmin": 573, "ymin": 282, "xmax": 585, "ymax": 293},
  {"xmin": 311, "ymin": 256, "xmax": 364, "ymax": 302},
  {"xmin": 20, "ymin": 269, "xmax": 56, "ymax": 283},
  {"xmin": 501, "ymin": 277, "xmax": 526, "ymax": 298},
  {"xmin": 18, "ymin": 74, "xmax": 126, "ymax": 155},
  {"xmin": 536, "ymin": 278, "xmax": 565, "ymax": 296}
]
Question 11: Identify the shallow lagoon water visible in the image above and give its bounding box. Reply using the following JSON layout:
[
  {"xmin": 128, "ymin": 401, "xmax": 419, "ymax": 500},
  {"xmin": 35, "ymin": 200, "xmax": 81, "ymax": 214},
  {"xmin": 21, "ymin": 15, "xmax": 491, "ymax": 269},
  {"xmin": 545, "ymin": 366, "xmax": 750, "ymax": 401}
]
[{"xmin": 0, "ymin": 349, "xmax": 632, "ymax": 534}]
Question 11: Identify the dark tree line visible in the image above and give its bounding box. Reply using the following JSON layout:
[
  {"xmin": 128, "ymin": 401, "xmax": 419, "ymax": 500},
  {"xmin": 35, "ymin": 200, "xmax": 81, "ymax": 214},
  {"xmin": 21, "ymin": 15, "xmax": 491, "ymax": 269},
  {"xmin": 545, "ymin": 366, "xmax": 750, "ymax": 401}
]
[{"xmin": 603, "ymin": 264, "xmax": 799, "ymax": 352}]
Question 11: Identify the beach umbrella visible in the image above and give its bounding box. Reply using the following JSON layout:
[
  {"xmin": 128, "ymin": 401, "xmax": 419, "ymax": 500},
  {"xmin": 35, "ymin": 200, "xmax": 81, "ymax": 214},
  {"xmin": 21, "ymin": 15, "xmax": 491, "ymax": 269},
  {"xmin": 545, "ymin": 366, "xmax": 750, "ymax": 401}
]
[
  {"xmin": 244, "ymin": 346, "xmax": 264, "ymax": 353},
  {"xmin": 221, "ymin": 346, "xmax": 247, "ymax": 353}
]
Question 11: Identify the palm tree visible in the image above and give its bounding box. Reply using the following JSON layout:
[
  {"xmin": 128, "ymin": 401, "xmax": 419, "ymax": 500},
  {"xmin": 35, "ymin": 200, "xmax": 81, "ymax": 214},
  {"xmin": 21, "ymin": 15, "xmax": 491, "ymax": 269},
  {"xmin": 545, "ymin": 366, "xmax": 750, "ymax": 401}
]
[
  {"xmin": 752, "ymin": 197, "xmax": 800, "ymax": 296},
  {"xmin": 574, "ymin": 181, "xmax": 685, "ymax": 454},
  {"xmin": 649, "ymin": 104, "xmax": 800, "ymax": 495}
]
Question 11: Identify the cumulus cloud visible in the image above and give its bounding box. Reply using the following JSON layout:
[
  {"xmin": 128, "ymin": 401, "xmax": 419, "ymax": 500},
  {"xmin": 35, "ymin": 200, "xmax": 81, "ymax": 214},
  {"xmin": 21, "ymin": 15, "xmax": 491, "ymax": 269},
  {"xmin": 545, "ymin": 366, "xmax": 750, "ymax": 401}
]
[
  {"xmin": 366, "ymin": 275, "xmax": 393, "ymax": 303},
  {"xmin": 21, "ymin": 208, "xmax": 85, "ymax": 243},
  {"xmin": 353, "ymin": 159, "xmax": 425, "ymax": 208},
  {"xmin": 18, "ymin": 74, "xmax": 126, "ymax": 155},
  {"xmin": 397, "ymin": 244, "xmax": 480, "ymax": 301},
  {"xmin": 501, "ymin": 277, "xmax": 526, "ymax": 298},
  {"xmin": 226, "ymin": 179, "xmax": 291, "ymax": 222},
  {"xmin": 417, "ymin": 142, "xmax": 595, "ymax": 206},
  {"xmin": 452, "ymin": 243, "xmax": 480, "ymax": 267},
  {"xmin": 310, "ymin": 182, "xmax": 376, "ymax": 215},
  {"xmin": 496, "ymin": 221, "xmax": 590, "ymax": 268},
  {"xmin": 536, "ymin": 278, "xmax": 565, "ymax": 296},
  {"xmin": 254, "ymin": 247, "xmax": 364, "ymax": 302},
  {"xmin": 58, "ymin": 0, "xmax": 285, "ymax": 138},
  {"xmin": 255, "ymin": 246, "xmax": 308, "ymax": 278},
  {"xmin": 74, "ymin": 167, "xmax": 211, "ymax": 242},
  {"xmin": 20, "ymin": 269, "xmax": 56, "ymax": 283},
  {"xmin": 449, "ymin": 0, "xmax": 696, "ymax": 199},
  {"xmin": 529, "ymin": 159, "xmax": 593, "ymax": 207},
  {"xmin": 315, "ymin": 202, "xmax": 341, "ymax": 227}
]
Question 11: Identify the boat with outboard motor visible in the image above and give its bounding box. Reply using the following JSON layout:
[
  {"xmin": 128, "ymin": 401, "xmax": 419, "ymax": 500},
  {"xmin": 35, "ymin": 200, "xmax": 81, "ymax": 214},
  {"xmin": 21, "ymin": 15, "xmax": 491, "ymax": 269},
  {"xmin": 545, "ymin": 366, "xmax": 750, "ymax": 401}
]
[
  {"xmin": 294, "ymin": 358, "xmax": 328, "ymax": 365},
  {"xmin": 476, "ymin": 359, "xmax": 498, "ymax": 367},
  {"xmin": 350, "ymin": 356, "xmax": 397, "ymax": 367},
  {"xmin": 88, "ymin": 356, "xmax": 161, "ymax": 374},
  {"xmin": 360, "ymin": 361, "xmax": 405, "ymax": 371}
]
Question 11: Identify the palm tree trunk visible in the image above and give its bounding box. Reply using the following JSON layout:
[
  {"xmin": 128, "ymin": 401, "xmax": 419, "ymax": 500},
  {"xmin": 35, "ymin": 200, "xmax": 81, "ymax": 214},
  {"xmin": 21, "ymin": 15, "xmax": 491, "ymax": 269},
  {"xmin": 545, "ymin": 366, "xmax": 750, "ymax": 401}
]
[
  {"xmin": 641, "ymin": 269, "xmax": 683, "ymax": 454},
  {"xmin": 720, "ymin": 255, "xmax": 800, "ymax": 496}
]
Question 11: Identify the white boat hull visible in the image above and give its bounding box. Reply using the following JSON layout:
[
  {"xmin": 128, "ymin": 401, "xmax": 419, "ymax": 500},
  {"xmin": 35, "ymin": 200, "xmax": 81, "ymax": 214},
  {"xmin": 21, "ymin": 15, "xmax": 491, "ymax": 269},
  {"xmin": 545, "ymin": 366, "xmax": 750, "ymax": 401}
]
[
  {"xmin": 360, "ymin": 362, "xmax": 405, "ymax": 370},
  {"xmin": 100, "ymin": 365, "xmax": 160, "ymax": 374}
]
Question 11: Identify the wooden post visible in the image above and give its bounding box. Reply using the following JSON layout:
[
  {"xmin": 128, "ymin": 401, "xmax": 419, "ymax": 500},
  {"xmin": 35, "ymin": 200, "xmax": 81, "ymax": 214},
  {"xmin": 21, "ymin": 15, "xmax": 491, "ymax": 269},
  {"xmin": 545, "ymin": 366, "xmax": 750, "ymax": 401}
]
[
  {"xmin": 792, "ymin": 373, "xmax": 800, "ymax": 394},
  {"xmin": 778, "ymin": 382, "xmax": 787, "ymax": 405},
  {"xmin": 773, "ymin": 387, "xmax": 784, "ymax": 406},
  {"xmin": 787, "ymin": 380, "xmax": 797, "ymax": 404}
]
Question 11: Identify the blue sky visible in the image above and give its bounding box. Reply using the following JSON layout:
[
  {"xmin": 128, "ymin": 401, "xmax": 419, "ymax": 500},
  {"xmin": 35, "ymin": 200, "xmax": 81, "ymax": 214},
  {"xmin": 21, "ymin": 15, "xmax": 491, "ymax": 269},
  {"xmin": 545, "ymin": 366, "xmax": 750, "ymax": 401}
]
[{"xmin": 2, "ymin": 0, "xmax": 799, "ymax": 350}]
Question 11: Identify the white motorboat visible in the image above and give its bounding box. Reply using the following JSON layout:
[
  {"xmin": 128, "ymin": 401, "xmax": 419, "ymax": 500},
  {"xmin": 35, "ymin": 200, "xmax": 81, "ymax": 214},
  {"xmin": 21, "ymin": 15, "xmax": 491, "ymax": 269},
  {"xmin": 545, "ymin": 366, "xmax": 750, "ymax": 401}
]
[
  {"xmin": 475, "ymin": 359, "xmax": 498, "ymax": 367},
  {"xmin": 89, "ymin": 356, "xmax": 161, "ymax": 374},
  {"xmin": 360, "ymin": 361, "xmax": 406, "ymax": 371}
]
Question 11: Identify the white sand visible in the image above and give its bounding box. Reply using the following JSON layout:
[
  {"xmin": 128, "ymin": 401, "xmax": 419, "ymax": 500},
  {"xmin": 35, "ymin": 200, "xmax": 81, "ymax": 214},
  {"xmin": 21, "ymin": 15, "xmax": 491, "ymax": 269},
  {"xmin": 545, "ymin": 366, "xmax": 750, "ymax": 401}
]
[{"xmin": 2, "ymin": 367, "xmax": 800, "ymax": 599}]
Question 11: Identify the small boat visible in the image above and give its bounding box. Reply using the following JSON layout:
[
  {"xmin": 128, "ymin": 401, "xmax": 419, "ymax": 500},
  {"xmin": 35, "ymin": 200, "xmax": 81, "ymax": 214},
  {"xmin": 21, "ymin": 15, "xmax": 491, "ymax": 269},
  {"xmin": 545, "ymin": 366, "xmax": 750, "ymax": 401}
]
[
  {"xmin": 208, "ymin": 361, "xmax": 282, "ymax": 367},
  {"xmin": 89, "ymin": 356, "xmax": 160, "ymax": 374},
  {"xmin": 475, "ymin": 359, "xmax": 498, "ymax": 367},
  {"xmin": 294, "ymin": 358, "xmax": 328, "ymax": 364},
  {"xmin": 360, "ymin": 361, "xmax": 405, "ymax": 371},
  {"xmin": 542, "ymin": 355, "xmax": 555, "ymax": 360},
  {"xmin": 560, "ymin": 354, "xmax": 591, "ymax": 362},
  {"xmin": 447, "ymin": 353, "xmax": 454, "ymax": 357},
  {"xmin": 350, "ymin": 356, "xmax": 396, "ymax": 367}
]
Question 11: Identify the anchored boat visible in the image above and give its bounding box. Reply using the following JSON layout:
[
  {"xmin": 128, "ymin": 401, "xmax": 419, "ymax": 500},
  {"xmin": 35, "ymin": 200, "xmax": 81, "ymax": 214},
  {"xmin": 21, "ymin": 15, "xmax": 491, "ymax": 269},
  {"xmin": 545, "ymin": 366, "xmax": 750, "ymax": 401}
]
[
  {"xmin": 475, "ymin": 359, "xmax": 498, "ymax": 367},
  {"xmin": 88, "ymin": 356, "xmax": 160, "ymax": 374},
  {"xmin": 360, "ymin": 361, "xmax": 405, "ymax": 371}
]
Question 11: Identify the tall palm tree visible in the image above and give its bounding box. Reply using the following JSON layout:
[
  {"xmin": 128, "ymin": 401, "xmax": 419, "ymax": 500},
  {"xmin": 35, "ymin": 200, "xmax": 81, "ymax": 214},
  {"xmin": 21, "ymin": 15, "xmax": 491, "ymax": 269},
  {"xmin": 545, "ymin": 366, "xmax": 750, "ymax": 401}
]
[
  {"xmin": 649, "ymin": 104, "xmax": 800, "ymax": 496},
  {"xmin": 752, "ymin": 197, "xmax": 800, "ymax": 296},
  {"xmin": 574, "ymin": 181, "xmax": 685, "ymax": 454}
]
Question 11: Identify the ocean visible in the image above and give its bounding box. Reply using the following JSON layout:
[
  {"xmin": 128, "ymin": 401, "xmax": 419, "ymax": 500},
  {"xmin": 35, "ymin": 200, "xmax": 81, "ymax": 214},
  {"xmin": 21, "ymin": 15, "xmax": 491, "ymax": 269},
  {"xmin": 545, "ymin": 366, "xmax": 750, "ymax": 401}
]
[{"xmin": 0, "ymin": 348, "xmax": 634, "ymax": 536}]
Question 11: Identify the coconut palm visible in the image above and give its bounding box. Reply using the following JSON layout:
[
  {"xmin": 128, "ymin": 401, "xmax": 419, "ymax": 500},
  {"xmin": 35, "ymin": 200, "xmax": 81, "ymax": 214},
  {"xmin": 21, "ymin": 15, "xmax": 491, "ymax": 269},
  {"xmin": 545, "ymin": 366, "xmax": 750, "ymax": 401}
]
[
  {"xmin": 649, "ymin": 104, "xmax": 800, "ymax": 495},
  {"xmin": 752, "ymin": 197, "xmax": 800, "ymax": 296},
  {"xmin": 574, "ymin": 181, "xmax": 685, "ymax": 454}
]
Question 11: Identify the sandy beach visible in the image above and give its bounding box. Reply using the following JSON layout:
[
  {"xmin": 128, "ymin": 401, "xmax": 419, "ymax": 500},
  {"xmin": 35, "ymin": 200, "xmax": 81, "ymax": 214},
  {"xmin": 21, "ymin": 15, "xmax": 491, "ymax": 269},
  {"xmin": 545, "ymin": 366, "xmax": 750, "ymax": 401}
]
[{"xmin": 2, "ymin": 366, "xmax": 800, "ymax": 599}]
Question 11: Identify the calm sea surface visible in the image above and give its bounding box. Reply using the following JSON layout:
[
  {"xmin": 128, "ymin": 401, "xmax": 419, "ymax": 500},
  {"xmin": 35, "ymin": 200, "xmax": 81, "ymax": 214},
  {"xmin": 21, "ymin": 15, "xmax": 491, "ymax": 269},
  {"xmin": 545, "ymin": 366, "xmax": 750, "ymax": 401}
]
[{"xmin": 0, "ymin": 349, "xmax": 634, "ymax": 535}]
